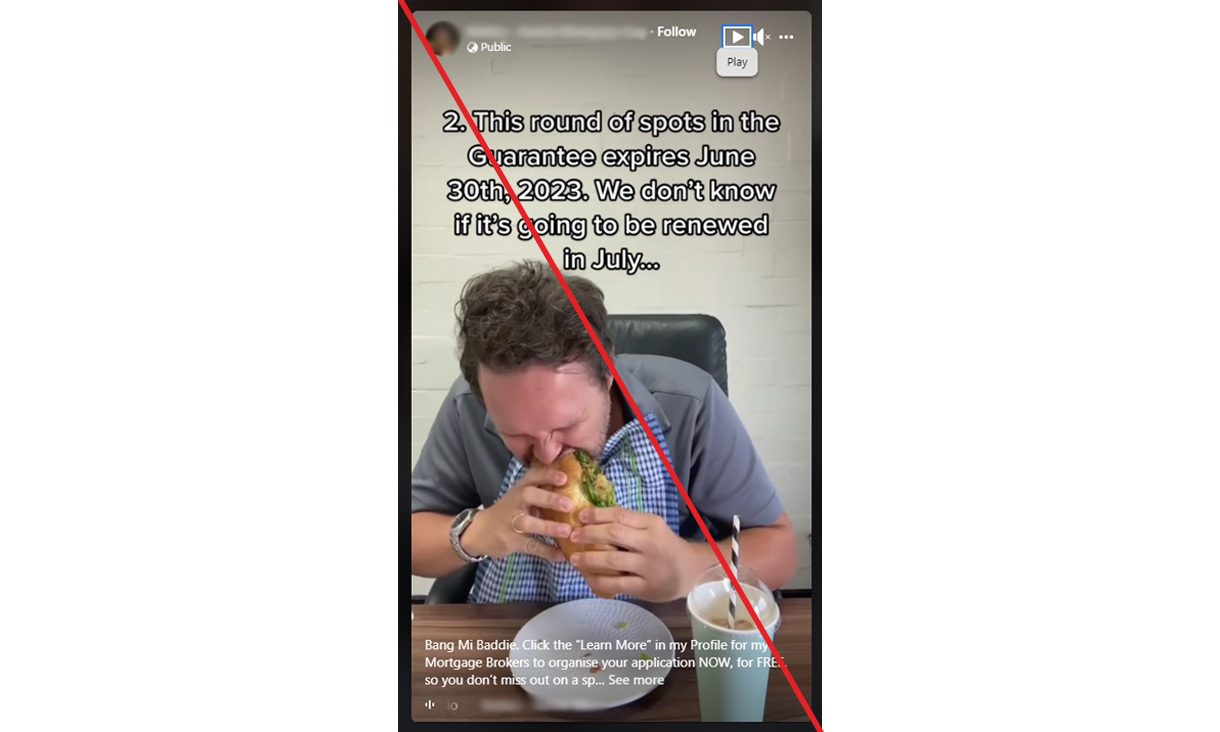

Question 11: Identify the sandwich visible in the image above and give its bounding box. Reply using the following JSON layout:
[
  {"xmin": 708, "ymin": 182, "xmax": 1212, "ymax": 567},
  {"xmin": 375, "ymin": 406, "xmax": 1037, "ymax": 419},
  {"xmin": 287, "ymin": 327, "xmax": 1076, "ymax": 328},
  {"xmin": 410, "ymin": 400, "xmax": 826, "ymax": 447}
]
[{"xmin": 534, "ymin": 450, "xmax": 623, "ymax": 599}]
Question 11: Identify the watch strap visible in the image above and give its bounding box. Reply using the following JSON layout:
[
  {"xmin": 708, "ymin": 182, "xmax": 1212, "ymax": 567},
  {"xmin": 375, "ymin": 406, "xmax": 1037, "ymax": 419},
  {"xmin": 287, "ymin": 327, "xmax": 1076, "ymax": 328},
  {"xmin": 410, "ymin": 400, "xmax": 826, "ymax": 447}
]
[{"xmin": 450, "ymin": 508, "xmax": 487, "ymax": 563}]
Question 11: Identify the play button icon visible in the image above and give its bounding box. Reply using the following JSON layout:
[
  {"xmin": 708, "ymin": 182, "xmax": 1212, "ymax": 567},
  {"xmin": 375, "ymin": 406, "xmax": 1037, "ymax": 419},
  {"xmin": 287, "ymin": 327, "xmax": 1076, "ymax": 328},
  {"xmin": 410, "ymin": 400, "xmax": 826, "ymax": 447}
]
[{"xmin": 722, "ymin": 24, "xmax": 753, "ymax": 48}]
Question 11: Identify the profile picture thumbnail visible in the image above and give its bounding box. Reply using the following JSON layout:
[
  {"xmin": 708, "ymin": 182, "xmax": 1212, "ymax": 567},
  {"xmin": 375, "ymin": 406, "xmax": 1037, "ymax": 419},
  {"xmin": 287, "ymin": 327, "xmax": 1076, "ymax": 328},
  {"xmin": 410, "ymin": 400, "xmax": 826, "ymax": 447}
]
[{"xmin": 426, "ymin": 22, "xmax": 459, "ymax": 57}]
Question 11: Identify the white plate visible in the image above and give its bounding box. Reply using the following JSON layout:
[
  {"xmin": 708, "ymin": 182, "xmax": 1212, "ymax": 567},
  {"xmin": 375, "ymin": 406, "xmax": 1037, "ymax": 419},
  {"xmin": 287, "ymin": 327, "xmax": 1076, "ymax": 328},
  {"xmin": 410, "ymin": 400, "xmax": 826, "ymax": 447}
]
[{"xmin": 509, "ymin": 599, "xmax": 676, "ymax": 711}]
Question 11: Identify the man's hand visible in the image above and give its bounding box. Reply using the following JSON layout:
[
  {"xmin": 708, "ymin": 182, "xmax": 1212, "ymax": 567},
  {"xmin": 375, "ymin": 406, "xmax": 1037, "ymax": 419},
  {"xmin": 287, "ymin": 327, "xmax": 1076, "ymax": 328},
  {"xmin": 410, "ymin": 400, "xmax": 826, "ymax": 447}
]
[
  {"xmin": 568, "ymin": 507, "xmax": 700, "ymax": 602},
  {"xmin": 461, "ymin": 465, "xmax": 573, "ymax": 563}
]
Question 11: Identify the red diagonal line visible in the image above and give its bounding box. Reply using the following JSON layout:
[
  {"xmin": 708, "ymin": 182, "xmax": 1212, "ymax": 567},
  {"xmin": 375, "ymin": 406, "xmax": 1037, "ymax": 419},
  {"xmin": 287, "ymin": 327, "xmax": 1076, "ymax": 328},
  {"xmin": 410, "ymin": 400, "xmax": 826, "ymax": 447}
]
[{"xmin": 402, "ymin": 4, "xmax": 820, "ymax": 728}]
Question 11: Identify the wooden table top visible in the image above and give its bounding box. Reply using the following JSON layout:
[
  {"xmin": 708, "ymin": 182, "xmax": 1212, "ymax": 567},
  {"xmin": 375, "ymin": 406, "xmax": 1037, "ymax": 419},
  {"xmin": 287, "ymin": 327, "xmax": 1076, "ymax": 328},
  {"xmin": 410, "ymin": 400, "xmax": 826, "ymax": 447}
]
[{"xmin": 410, "ymin": 598, "xmax": 815, "ymax": 723}]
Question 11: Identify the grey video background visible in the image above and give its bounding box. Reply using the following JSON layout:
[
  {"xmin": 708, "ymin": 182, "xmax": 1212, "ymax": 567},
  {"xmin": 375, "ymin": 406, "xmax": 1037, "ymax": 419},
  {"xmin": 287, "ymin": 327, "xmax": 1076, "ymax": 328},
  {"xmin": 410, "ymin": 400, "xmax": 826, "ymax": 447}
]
[{"xmin": 410, "ymin": 11, "xmax": 814, "ymax": 597}]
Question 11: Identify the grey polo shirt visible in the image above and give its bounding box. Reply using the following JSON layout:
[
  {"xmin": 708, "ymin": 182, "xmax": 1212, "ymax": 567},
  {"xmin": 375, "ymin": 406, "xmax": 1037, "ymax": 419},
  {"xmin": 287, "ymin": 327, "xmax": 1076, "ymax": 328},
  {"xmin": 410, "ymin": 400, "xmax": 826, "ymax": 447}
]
[{"xmin": 410, "ymin": 354, "xmax": 784, "ymax": 538}]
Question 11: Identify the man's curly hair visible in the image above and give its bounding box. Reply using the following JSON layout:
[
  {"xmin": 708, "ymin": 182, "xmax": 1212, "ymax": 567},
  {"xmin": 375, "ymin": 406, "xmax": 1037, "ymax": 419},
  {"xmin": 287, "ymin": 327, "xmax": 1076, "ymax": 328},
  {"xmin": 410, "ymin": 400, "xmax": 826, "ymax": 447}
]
[{"xmin": 456, "ymin": 260, "xmax": 613, "ymax": 402}]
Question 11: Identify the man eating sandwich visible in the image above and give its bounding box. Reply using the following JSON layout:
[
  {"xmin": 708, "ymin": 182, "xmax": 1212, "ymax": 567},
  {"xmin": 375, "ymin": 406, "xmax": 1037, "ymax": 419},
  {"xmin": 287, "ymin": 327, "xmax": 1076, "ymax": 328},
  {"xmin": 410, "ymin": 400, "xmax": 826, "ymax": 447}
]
[{"xmin": 409, "ymin": 260, "xmax": 798, "ymax": 603}]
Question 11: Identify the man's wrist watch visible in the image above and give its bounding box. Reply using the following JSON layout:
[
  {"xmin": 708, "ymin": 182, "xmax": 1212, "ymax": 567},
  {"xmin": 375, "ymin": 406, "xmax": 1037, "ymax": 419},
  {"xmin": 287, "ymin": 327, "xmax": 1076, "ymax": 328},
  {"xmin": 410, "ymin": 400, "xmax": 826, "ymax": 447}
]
[{"xmin": 450, "ymin": 507, "xmax": 488, "ymax": 563}]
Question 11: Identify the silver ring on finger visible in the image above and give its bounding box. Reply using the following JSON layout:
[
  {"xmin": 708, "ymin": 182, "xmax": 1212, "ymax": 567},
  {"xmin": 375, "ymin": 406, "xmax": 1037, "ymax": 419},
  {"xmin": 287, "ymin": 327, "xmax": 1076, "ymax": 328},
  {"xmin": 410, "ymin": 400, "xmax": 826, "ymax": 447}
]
[{"xmin": 511, "ymin": 512, "xmax": 527, "ymax": 534}]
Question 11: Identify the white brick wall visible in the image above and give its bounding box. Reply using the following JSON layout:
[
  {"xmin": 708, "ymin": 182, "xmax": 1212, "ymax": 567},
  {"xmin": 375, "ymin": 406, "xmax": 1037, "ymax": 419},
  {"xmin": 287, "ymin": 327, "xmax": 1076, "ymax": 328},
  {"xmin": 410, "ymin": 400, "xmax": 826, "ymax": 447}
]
[{"xmin": 410, "ymin": 11, "xmax": 814, "ymax": 597}]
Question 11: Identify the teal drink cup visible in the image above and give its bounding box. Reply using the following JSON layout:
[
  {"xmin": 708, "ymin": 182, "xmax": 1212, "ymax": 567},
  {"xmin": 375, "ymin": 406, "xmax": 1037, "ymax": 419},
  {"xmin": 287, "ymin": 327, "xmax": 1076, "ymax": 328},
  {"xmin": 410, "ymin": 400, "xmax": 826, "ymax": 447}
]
[{"xmin": 686, "ymin": 564, "xmax": 782, "ymax": 722}]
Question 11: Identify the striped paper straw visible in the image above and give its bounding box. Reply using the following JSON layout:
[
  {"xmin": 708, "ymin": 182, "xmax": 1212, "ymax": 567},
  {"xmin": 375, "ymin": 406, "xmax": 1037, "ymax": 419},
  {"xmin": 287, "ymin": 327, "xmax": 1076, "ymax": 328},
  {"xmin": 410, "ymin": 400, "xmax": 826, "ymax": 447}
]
[{"xmin": 729, "ymin": 514, "xmax": 741, "ymax": 624}]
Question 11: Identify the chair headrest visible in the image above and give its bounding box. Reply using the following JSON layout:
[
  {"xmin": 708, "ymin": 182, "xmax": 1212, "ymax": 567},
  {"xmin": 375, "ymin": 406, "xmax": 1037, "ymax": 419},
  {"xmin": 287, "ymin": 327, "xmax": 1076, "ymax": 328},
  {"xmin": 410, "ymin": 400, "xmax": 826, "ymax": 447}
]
[{"xmin": 607, "ymin": 314, "xmax": 728, "ymax": 397}]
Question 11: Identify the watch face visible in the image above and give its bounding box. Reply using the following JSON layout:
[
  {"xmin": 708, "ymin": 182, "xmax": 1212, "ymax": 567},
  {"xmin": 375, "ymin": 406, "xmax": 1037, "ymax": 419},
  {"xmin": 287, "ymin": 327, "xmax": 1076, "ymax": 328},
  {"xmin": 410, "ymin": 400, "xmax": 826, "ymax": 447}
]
[{"xmin": 452, "ymin": 508, "xmax": 472, "ymax": 530}]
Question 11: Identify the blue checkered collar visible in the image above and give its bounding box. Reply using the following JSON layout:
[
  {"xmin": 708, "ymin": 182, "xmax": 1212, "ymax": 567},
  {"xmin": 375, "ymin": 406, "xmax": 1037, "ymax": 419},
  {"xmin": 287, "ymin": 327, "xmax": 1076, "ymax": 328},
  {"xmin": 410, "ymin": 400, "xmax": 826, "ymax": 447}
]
[
  {"xmin": 601, "ymin": 410, "xmax": 656, "ymax": 463},
  {"xmin": 481, "ymin": 360, "xmax": 671, "ymax": 438}
]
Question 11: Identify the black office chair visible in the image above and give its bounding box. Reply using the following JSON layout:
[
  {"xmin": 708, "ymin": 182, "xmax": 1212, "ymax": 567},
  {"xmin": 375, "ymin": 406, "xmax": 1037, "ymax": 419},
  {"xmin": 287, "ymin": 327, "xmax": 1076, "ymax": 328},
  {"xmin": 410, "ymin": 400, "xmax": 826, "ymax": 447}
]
[
  {"xmin": 604, "ymin": 314, "xmax": 728, "ymax": 398},
  {"xmin": 423, "ymin": 314, "xmax": 728, "ymax": 604}
]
